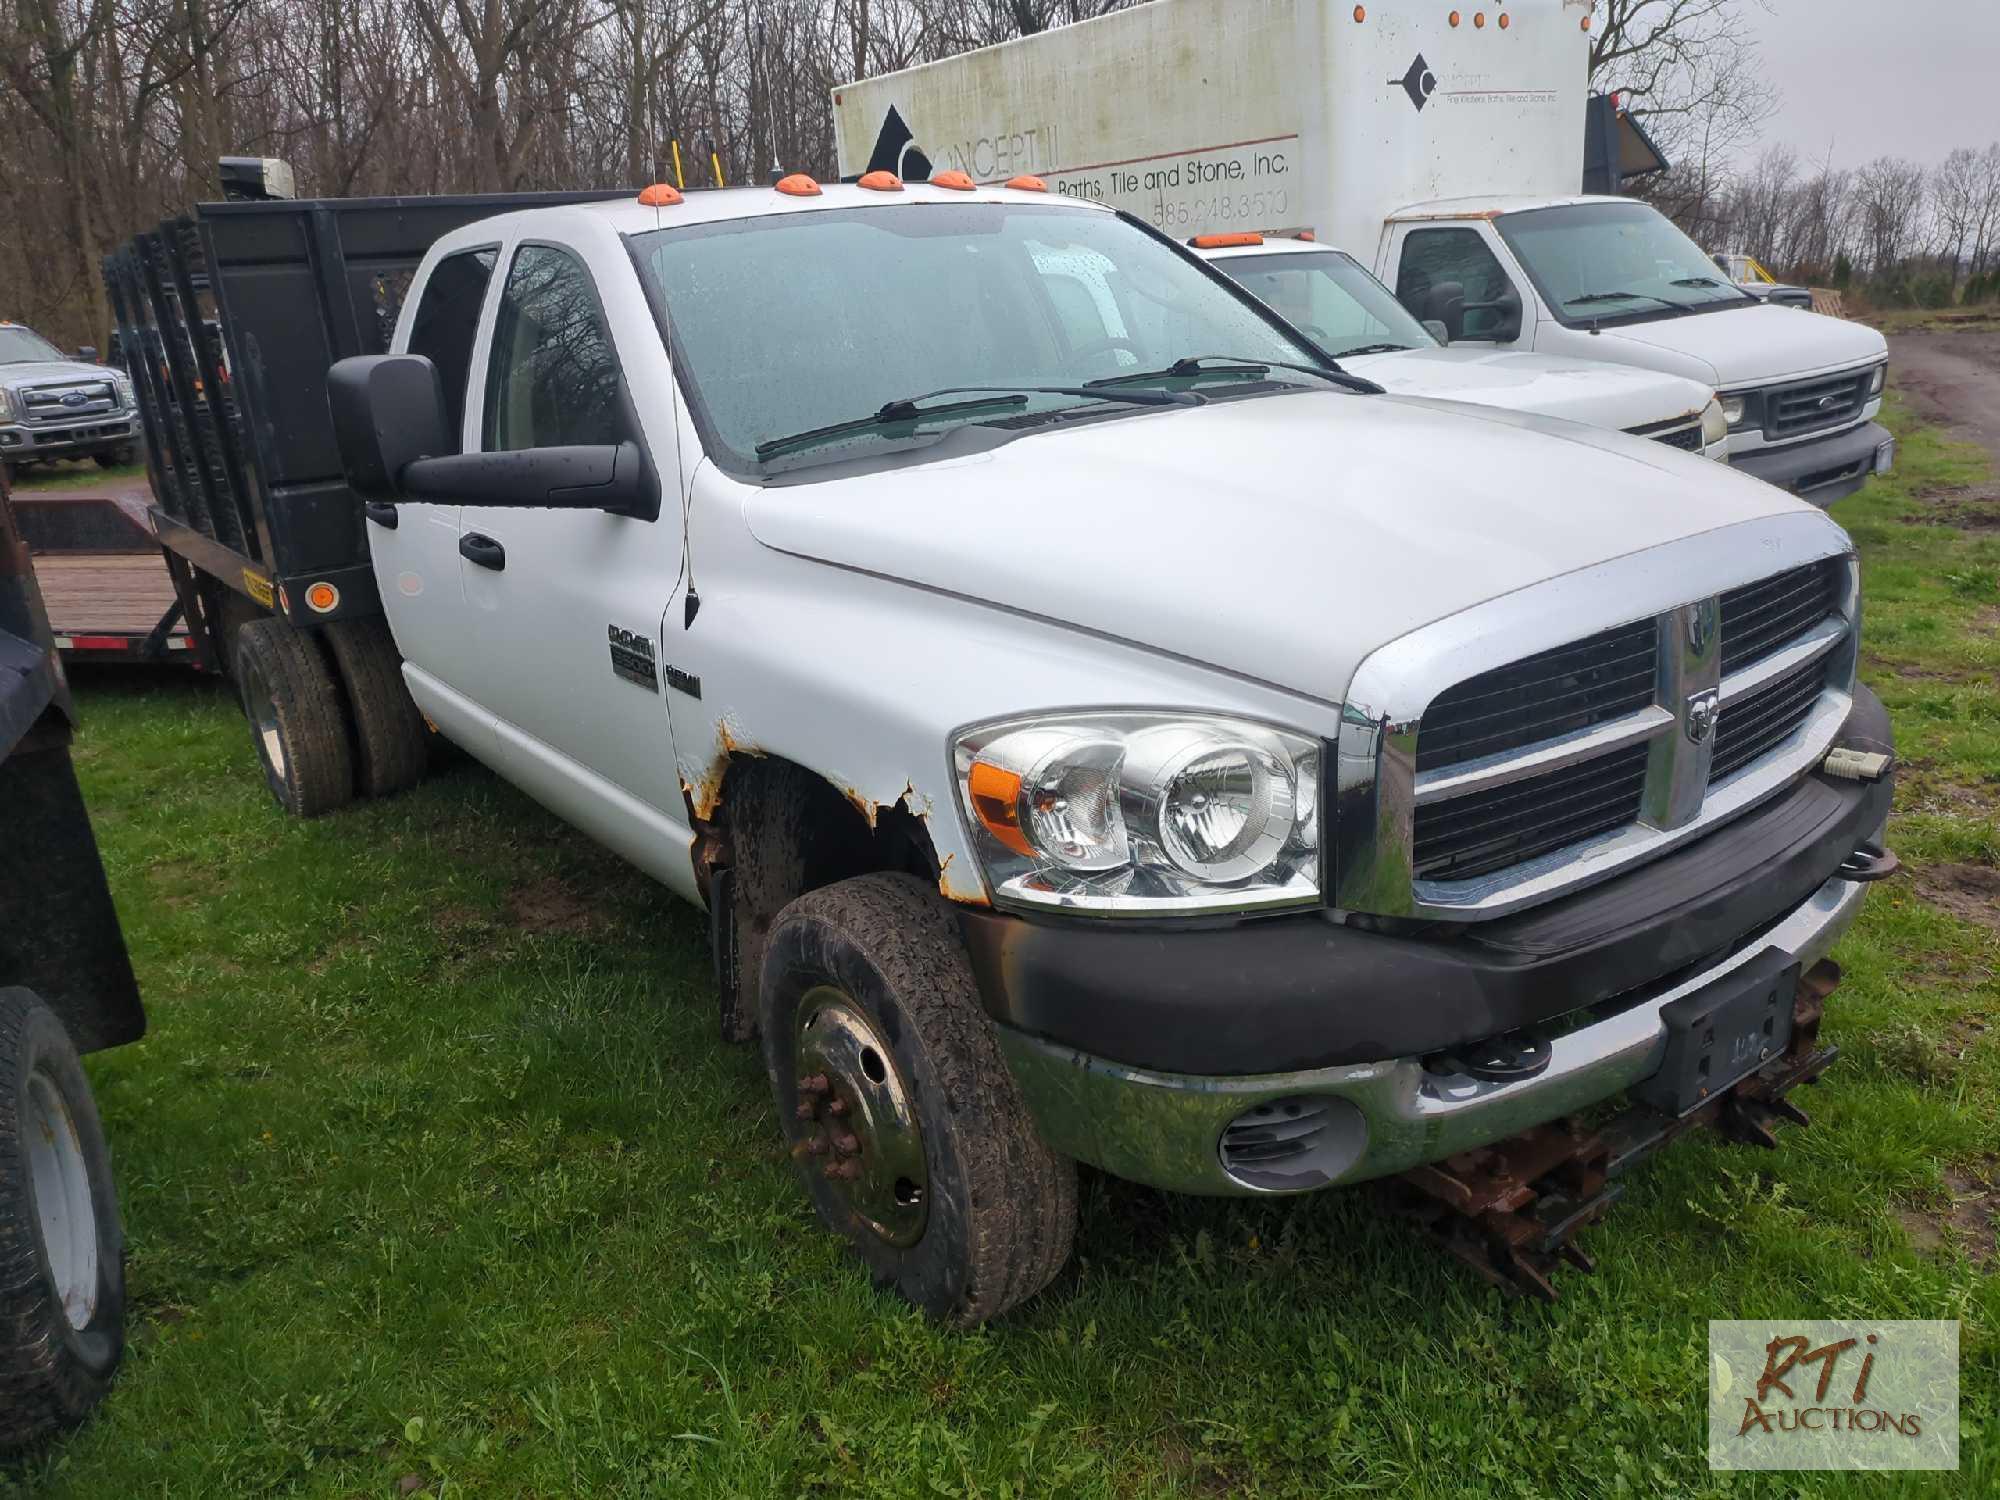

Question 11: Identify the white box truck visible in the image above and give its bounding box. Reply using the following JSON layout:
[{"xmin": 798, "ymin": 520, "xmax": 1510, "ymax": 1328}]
[{"xmin": 832, "ymin": 0, "xmax": 1894, "ymax": 505}]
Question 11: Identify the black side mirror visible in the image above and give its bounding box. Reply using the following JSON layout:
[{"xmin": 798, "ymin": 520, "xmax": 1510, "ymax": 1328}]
[
  {"xmin": 76, "ymin": 345, "xmax": 99, "ymax": 363},
  {"xmin": 401, "ymin": 443, "xmax": 656, "ymax": 520},
  {"xmin": 1462, "ymin": 284, "xmax": 1524, "ymax": 343},
  {"xmin": 329, "ymin": 354, "xmax": 451, "ymax": 504},
  {"xmin": 1423, "ymin": 280, "xmax": 1467, "ymax": 342},
  {"xmin": 328, "ymin": 352, "xmax": 661, "ymax": 522}
]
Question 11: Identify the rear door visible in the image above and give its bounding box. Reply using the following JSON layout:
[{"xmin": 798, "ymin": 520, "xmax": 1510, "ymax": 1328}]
[{"xmin": 451, "ymin": 234, "xmax": 694, "ymax": 876}]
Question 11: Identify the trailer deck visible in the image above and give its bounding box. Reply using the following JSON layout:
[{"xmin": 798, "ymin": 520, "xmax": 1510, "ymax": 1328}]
[{"xmin": 13, "ymin": 489, "xmax": 192, "ymax": 663}]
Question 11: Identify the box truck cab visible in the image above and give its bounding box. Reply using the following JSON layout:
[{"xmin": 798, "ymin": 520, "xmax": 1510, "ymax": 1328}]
[
  {"xmin": 832, "ymin": 0, "xmax": 1892, "ymax": 505},
  {"xmin": 1196, "ymin": 233, "xmax": 1727, "ymax": 458}
]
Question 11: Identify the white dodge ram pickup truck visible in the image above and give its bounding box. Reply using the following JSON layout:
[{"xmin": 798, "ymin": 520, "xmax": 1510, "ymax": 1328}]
[{"xmin": 318, "ymin": 175, "xmax": 1893, "ymax": 1322}]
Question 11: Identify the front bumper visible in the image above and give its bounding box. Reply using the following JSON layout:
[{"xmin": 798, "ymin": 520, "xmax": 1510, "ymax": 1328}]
[
  {"xmin": 1730, "ymin": 419, "xmax": 1893, "ymax": 506},
  {"xmin": 0, "ymin": 415, "xmax": 137, "ymax": 459},
  {"xmin": 998, "ymin": 868, "xmax": 1869, "ymax": 1195}
]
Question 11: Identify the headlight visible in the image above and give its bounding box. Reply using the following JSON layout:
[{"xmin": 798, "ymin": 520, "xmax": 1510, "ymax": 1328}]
[
  {"xmin": 1699, "ymin": 395, "xmax": 1729, "ymax": 449},
  {"xmin": 1869, "ymin": 363, "xmax": 1887, "ymax": 395},
  {"xmin": 955, "ymin": 711, "xmax": 1320, "ymax": 915},
  {"xmin": 1719, "ymin": 394, "xmax": 1748, "ymax": 428},
  {"xmin": 0, "ymin": 387, "xmax": 13, "ymax": 421},
  {"xmin": 112, "ymin": 374, "xmax": 133, "ymax": 409}
]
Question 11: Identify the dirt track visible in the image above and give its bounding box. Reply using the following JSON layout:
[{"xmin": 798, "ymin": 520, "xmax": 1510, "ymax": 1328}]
[{"xmin": 1887, "ymin": 326, "xmax": 2000, "ymax": 469}]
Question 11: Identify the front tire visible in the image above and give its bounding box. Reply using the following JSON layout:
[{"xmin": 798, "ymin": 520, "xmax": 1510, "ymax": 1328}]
[
  {"xmin": 91, "ymin": 448, "xmax": 133, "ymax": 470},
  {"xmin": 0, "ymin": 988, "xmax": 125, "ymax": 1448},
  {"xmin": 760, "ymin": 873, "xmax": 1076, "ymax": 1325},
  {"xmin": 233, "ymin": 618, "xmax": 355, "ymax": 817}
]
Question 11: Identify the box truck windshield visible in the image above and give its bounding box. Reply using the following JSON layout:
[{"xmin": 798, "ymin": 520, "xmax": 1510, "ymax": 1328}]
[{"xmin": 1494, "ymin": 201, "xmax": 1756, "ymax": 325}]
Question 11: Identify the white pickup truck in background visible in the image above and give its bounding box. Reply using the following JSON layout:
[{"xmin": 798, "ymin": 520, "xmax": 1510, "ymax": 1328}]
[
  {"xmin": 832, "ymin": 0, "xmax": 1893, "ymax": 505},
  {"xmin": 1194, "ymin": 233, "xmax": 1727, "ymax": 457}
]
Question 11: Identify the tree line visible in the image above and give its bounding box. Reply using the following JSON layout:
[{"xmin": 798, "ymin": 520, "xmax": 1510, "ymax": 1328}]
[{"xmin": 1, "ymin": 0, "xmax": 1987, "ymax": 353}]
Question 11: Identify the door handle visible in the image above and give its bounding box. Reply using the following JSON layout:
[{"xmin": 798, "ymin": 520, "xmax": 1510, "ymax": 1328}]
[
  {"xmin": 459, "ymin": 532, "xmax": 506, "ymax": 570},
  {"xmin": 363, "ymin": 501, "xmax": 399, "ymax": 529}
]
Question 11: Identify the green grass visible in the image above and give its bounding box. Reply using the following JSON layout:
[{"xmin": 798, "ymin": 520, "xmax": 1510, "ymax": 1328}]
[
  {"xmin": 8, "ymin": 461, "xmax": 146, "ymax": 493},
  {"xmin": 10, "ymin": 399, "xmax": 1998, "ymax": 1496}
]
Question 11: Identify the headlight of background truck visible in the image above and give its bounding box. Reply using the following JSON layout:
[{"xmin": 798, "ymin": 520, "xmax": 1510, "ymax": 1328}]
[
  {"xmin": 954, "ymin": 711, "xmax": 1320, "ymax": 915},
  {"xmin": 1700, "ymin": 396, "xmax": 1729, "ymax": 449},
  {"xmin": 1719, "ymin": 393, "xmax": 1748, "ymax": 428},
  {"xmin": 1869, "ymin": 363, "xmax": 1887, "ymax": 395},
  {"xmin": 112, "ymin": 373, "xmax": 134, "ymax": 409},
  {"xmin": 0, "ymin": 388, "xmax": 14, "ymax": 421}
]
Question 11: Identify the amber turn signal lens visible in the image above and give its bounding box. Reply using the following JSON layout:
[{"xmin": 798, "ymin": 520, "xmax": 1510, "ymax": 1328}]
[{"xmin": 967, "ymin": 762, "xmax": 1034, "ymax": 858}]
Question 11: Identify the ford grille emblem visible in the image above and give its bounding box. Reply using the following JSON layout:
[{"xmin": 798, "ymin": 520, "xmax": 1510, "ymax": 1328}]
[{"xmin": 61, "ymin": 391, "xmax": 89, "ymax": 407}]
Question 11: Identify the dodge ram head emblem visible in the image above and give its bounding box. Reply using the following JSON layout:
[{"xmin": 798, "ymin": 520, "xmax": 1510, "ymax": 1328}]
[
  {"xmin": 1685, "ymin": 688, "xmax": 1720, "ymax": 745},
  {"xmin": 1685, "ymin": 598, "xmax": 1718, "ymax": 658}
]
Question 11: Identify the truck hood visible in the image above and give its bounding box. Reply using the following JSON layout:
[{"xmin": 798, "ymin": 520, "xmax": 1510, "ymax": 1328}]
[
  {"xmin": 1341, "ymin": 347, "xmax": 1710, "ymax": 431},
  {"xmin": 0, "ymin": 359, "xmax": 117, "ymax": 387},
  {"xmin": 1586, "ymin": 303, "xmax": 1886, "ymax": 388},
  {"xmin": 740, "ymin": 392, "xmax": 1815, "ymax": 702}
]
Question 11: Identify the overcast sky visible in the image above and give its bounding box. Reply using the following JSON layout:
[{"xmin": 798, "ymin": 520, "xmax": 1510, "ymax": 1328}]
[{"xmin": 1741, "ymin": 1, "xmax": 2000, "ymax": 168}]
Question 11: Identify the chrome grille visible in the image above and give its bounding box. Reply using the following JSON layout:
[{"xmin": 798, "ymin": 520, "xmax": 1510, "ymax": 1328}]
[
  {"xmin": 1414, "ymin": 743, "xmax": 1650, "ymax": 881},
  {"xmin": 1765, "ymin": 368, "xmax": 1870, "ymax": 439},
  {"xmin": 20, "ymin": 379, "xmax": 116, "ymax": 424},
  {"xmin": 1415, "ymin": 620, "xmax": 1657, "ymax": 772},
  {"xmin": 1711, "ymin": 657, "xmax": 1828, "ymax": 783},
  {"xmin": 1719, "ymin": 559, "xmax": 1843, "ymax": 675},
  {"xmin": 1383, "ymin": 550, "xmax": 1859, "ymax": 916}
]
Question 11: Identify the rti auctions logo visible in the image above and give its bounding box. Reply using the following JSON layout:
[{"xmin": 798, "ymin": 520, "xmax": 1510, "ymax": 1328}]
[
  {"xmin": 1708, "ymin": 1320, "xmax": 1959, "ymax": 1472},
  {"xmin": 1736, "ymin": 1331, "xmax": 1917, "ymax": 1438}
]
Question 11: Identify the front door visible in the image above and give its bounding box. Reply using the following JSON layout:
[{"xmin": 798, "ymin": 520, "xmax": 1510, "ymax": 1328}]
[{"xmin": 452, "ymin": 238, "xmax": 692, "ymax": 873}]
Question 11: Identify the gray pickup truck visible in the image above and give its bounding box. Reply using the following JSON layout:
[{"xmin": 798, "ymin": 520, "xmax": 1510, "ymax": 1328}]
[{"xmin": 0, "ymin": 322, "xmax": 139, "ymax": 480}]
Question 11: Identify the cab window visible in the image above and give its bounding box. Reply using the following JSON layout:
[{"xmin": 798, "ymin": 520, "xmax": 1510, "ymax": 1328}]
[
  {"xmin": 406, "ymin": 247, "xmax": 496, "ymax": 452},
  {"xmin": 1395, "ymin": 228, "xmax": 1514, "ymax": 339},
  {"xmin": 483, "ymin": 244, "xmax": 623, "ymax": 451}
]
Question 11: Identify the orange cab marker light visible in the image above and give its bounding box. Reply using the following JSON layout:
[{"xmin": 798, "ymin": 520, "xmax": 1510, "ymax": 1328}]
[
  {"xmin": 858, "ymin": 170, "xmax": 903, "ymax": 191},
  {"xmin": 1190, "ymin": 232, "xmax": 1264, "ymax": 249},
  {"xmin": 1474, "ymin": 10, "xmax": 1486, "ymax": 27},
  {"xmin": 638, "ymin": 183, "xmax": 683, "ymax": 207},
  {"xmin": 1499, "ymin": 11, "xmax": 1509, "ymax": 27},
  {"xmin": 967, "ymin": 762, "xmax": 1035, "ymax": 857},
  {"xmin": 1448, "ymin": 9, "xmax": 1459, "ymax": 25},
  {"xmin": 1298, "ymin": 230, "xmax": 1317, "ymax": 241},
  {"xmin": 1006, "ymin": 175, "xmax": 1048, "ymax": 192},
  {"xmin": 1353, "ymin": 4, "xmax": 1365, "ymax": 19},
  {"xmin": 931, "ymin": 169, "xmax": 977, "ymax": 191},
  {"xmin": 775, "ymin": 173, "xmax": 822, "ymax": 197},
  {"xmin": 1581, "ymin": 14, "xmax": 1591, "ymax": 28}
]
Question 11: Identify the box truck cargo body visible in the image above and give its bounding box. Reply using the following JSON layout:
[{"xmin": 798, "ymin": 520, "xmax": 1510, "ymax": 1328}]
[{"xmin": 833, "ymin": 0, "xmax": 1893, "ymax": 505}]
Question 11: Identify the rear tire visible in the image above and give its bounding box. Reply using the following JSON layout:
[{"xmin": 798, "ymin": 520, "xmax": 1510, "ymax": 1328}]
[
  {"xmin": 233, "ymin": 618, "xmax": 354, "ymax": 817},
  {"xmin": 760, "ymin": 873, "xmax": 1076, "ymax": 1325},
  {"xmin": 322, "ymin": 618, "xmax": 428, "ymax": 800},
  {"xmin": 0, "ymin": 987, "xmax": 125, "ymax": 1449}
]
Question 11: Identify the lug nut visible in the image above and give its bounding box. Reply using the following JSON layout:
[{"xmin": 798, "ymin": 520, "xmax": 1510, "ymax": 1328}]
[
  {"xmin": 827, "ymin": 1098, "xmax": 849, "ymax": 1117},
  {"xmin": 805, "ymin": 1136, "xmax": 828, "ymax": 1156},
  {"xmin": 834, "ymin": 1133, "xmax": 860, "ymax": 1156},
  {"xmin": 824, "ymin": 1159, "xmax": 862, "ymax": 1181},
  {"xmin": 794, "ymin": 1100, "xmax": 818, "ymax": 1121},
  {"xmin": 799, "ymin": 1073, "xmax": 830, "ymax": 1096}
]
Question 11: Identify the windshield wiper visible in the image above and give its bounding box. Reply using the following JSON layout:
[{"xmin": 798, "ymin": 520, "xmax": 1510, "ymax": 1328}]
[
  {"xmin": 1565, "ymin": 290, "xmax": 1691, "ymax": 313},
  {"xmin": 1336, "ymin": 343, "xmax": 1413, "ymax": 356},
  {"xmin": 1670, "ymin": 275, "xmax": 1730, "ymax": 289},
  {"xmin": 1089, "ymin": 353, "xmax": 1378, "ymax": 395},
  {"xmin": 754, "ymin": 385, "xmax": 1194, "ymax": 460}
]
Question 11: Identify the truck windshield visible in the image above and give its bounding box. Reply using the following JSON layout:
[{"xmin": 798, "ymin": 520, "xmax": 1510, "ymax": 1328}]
[
  {"xmin": 630, "ymin": 203, "xmax": 1330, "ymax": 470},
  {"xmin": 1209, "ymin": 250, "xmax": 1437, "ymax": 356},
  {"xmin": 1495, "ymin": 201, "xmax": 1756, "ymax": 325},
  {"xmin": 0, "ymin": 326, "xmax": 65, "ymax": 364}
]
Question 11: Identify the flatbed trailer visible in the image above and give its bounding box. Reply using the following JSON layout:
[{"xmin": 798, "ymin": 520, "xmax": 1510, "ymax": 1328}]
[{"xmin": 13, "ymin": 490, "xmax": 194, "ymax": 665}]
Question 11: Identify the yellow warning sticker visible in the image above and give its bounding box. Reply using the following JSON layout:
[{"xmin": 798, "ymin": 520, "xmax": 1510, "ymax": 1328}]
[{"xmin": 242, "ymin": 569, "xmax": 275, "ymax": 609}]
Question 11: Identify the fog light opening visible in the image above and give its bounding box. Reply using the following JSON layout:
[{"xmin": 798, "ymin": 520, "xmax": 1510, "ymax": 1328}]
[{"xmin": 1218, "ymin": 1096, "xmax": 1367, "ymax": 1192}]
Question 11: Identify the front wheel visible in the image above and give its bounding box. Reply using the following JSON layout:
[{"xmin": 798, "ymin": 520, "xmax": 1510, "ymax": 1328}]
[
  {"xmin": 760, "ymin": 873, "xmax": 1076, "ymax": 1325},
  {"xmin": 0, "ymin": 988, "xmax": 126, "ymax": 1448},
  {"xmin": 92, "ymin": 448, "xmax": 134, "ymax": 470}
]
